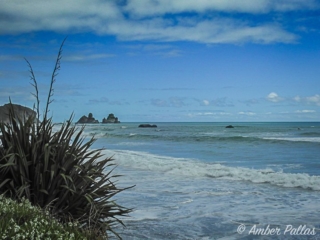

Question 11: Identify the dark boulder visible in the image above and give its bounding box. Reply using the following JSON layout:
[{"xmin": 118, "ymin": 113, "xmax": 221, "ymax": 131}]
[
  {"xmin": 225, "ymin": 125, "xmax": 234, "ymax": 128},
  {"xmin": 0, "ymin": 103, "xmax": 37, "ymax": 124},
  {"xmin": 139, "ymin": 124, "xmax": 157, "ymax": 128}
]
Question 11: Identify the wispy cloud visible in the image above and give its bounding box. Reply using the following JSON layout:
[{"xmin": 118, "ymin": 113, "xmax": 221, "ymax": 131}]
[
  {"xmin": 294, "ymin": 94, "xmax": 320, "ymax": 106},
  {"xmin": 187, "ymin": 111, "xmax": 232, "ymax": 118},
  {"xmin": 151, "ymin": 99, "xmax": 168, "ymax": 107},
  {"xmin": 306, "ymin": 94, "xmax": 320, "ymax": 105},
  {"xmin": 150, "ymin": 97, "xmax": 188, "ymax": 107},
  {"xmin": 110, "ymin": 18, "xmax": 297, "ymax": 44},
  {"xmin": 0, "ymin": 86, "xmax": 36, "ymax": 106},
  {"xmin": 0, "ymin": 52, "xmax": 115, "ymax": 63},
  {"xmin": 64, "ymin": 53, "xmax": 115, "ymax": 62},
  {"xmin": 0, "ymin": 86, "xmax": 32, "ymax": 97},
  {"xmin": 203, "ymin": 100, "xmax": 210, "ymax": 106},
  {"xmin": 125, "ymin": 44, "xmax": 182, "ymax": 57},
  {"xmin": 124, "ymin": 0, "xmax": 317, "ymax": 16},
  {"xmin": 169, "ymin": 97, "xmax": 188, "ymax": 107},
  {"xmin": 294, "ymin": 96, "xmax": 301, "ymax": 102},
  {"xmin": 0, "ymin": 0, "xmax": 311, "ymax": 44},
  {"xmin": 0, "ymin": 55, "xmax": 24, "ymax": 61},
  {"xmin": 88, "ymin": 97, "xmax": 129, "ymax": 105},
  {"xmin": 141, "ymin": 87, "xmax": 194, "ymax": 91},
  {"xmin": 295, "ymin": 110, "xmax": 316, "ymax": 113},
  {"xmin": 238, "ymin": 111, "xmax": 256, "ymax": 116},
  {"xmin": 195, "ymin": 97, "xmax": 234, "ymax": 107},
  {"xmin": 241, "ymin": 98, "xmax": 261, "ymax": 106}
]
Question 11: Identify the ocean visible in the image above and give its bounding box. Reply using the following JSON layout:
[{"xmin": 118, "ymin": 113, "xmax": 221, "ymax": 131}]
[{"xmin": 81, "ymin": 122, "xmax": 320, "ymax": 239}]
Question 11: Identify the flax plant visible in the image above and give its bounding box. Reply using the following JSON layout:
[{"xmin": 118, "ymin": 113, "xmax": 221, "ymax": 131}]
[{"xmin": 0, "ymin": 39, "xmax": 132, "ymax": 239}]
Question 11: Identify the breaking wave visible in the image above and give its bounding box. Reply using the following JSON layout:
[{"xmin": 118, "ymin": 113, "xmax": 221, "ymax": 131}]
[{"xmin": 101, "ymin": 149, "xmax": 320, "ymax": 191}]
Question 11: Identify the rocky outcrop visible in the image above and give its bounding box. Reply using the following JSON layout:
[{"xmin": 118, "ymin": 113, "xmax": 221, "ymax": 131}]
[
  {"xmin": 76, "ymin": 113, "xmax": 99, "ymax": 124},
  {"xmin": 102, "ymin": 113, "xmax": 120, "ymax": 123},
  {"xmin": 0, "ymin": 103, "xmax": 37, "ymax": 124},
  {"xmin": 225, "ymin": 125, "xmax": 234, "ymax": 128},
  {"xmin": 76, "ymin": 112, "xmax": 121, "ymax": 124},
  {"xmin": 139, "ymin": 124, "xmax": 157, "ymax": 128}
]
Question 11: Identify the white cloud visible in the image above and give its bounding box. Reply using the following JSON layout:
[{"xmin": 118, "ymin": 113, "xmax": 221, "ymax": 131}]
[
  {"xmin": 108, "ymin": 18, "xmax": 296, "ymax": 44},
  {"xmin": 169, "ymin": 97, "xmax": 187, "ymax": 107},
  {"xmin": 295, "ymin": 110, "xmax": 316, "ymax": 113},
  {"xmin": 148, "ymin": 97, "xmax": 188, "ymax": 107},
  {"xmin": 238, "ymin": 111, "xmax": 256, "ymax": 116},
  {"xmin": 64, "ymin": 53, "xmax": 115, "ymax": 62},
  {"xmin": 0, "ymin": 0, "xmax": 301, "ymax": 44},
  {"xmin": 88, "ymin": 97, "xmax": 129, "ymax": 105},
  {"xmin": 187, "ymin": 111, "xmax": 232, "ymax": 118},
  {"xmin": 203, "ymin": 100, "xmax": 210, "ymax": 106},
  {"xmin": 151, "ymin": 99, "xmax": 168, "ymax": 107},
  {"xmin": 293, "ymin": 94, "xmax": 320, "ymax": 106},
  {"xmin": 124, "ymin": 0, "xmax": 317, "ymax": 16},
  {"xmin": 0, "ymin": 1, "xmax": 122, "ymax": 34},
  {"xmin": 266, "ymin": 92, "xmax": 283, "ymax": 102},
  {"xmin": 306, "ymin": 94, "xmax": 320, "ymax": 105},
  {"xmin": 294, "ymin": 95, "xmax": 301, "ymax": 102},
  {"xmin": 196, "ymin": 97, "xmax": 234, "ymax": 107}
]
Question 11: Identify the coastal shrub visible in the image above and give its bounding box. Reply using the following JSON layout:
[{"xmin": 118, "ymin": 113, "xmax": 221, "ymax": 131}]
[
  {"xmin": 0, "ymin": 39, "xmax": 132, "ymax": 239},
  {"xmin": 0, "ymin": 194, "xmax": 94, "ymax": 239}
]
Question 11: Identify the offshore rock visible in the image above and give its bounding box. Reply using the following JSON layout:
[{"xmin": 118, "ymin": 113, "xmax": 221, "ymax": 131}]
[
  {"xmin": 225, "ymin": 125, "xmax": 234, "ymax": 128},
  {"xmin": 102, "ymin": 113, "xmax": 120, "ymax": 123},
  {"xmin": 76, "ymin": 113, "xmax": 99, "ymax": 124},
  {"xmin": 0, "ymin": 103, "xmax": 37, "ymax": 124},
  {"xmin": 139, "ymin": 124, "xmax": 157, "ymax": 128}
]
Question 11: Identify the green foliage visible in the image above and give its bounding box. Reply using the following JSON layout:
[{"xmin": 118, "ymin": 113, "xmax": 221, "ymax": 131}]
[
  {"xmin": 0, "ymin": 39, "xmax": 132, "ymax": 239},
  {"xmin": 0, "ymin": 194, "xmax": 91, "ymax": 239}
]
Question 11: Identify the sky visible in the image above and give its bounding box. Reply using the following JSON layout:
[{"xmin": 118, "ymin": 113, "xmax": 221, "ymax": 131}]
[{"xmin": 1, "ymin": 0, "xmax": 320, "ymax": 122}]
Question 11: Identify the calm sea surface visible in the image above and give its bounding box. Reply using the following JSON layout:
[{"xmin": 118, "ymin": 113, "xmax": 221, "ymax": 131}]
[{"xmin": 78, "ymin": 122, "xmax": 320, "ymax": 239}]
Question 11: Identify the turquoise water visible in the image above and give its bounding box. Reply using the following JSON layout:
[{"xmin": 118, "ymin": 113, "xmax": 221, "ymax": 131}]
[
  {"xmin": 79, "ymin": 122, "xmax": 320, "ymax": 239},
  {"xmin": 90, "ymin": 122, "xmax": 320, "ymax": 175}
]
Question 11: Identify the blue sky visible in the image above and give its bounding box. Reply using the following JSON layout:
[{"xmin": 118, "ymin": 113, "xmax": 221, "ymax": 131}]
[{"xmin": 1, "ymin": 0, "xmax": 320, "ymax": 122}]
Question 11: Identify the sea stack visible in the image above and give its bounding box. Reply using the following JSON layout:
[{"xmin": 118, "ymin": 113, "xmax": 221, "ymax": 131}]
[
  {"xmin": 76, "ymin": 113, "xmax": 99, "ymax": 124},
  {"xmin": 102, "ymin": 113, "xmax": 120, "ymax": 123}
]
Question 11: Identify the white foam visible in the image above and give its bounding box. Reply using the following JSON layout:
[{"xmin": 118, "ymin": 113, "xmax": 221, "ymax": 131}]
[
  {"xmin": 263, "ymin": 137, "xmax": 320, "ymax": 143},
  {"xmin": 116, "ymin": 141, "xmax": 150, "ymax": 146},
  {"xmin": 101, "ymin": 149, "xmax": 320, "ymax": 191},
  {"xmin": 127, "ymin": 209, "xmax": 160, "ymax": 221},
  {"xmin": 180, "ymin": 199, "xmax": 193, "ymax": 204}
]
